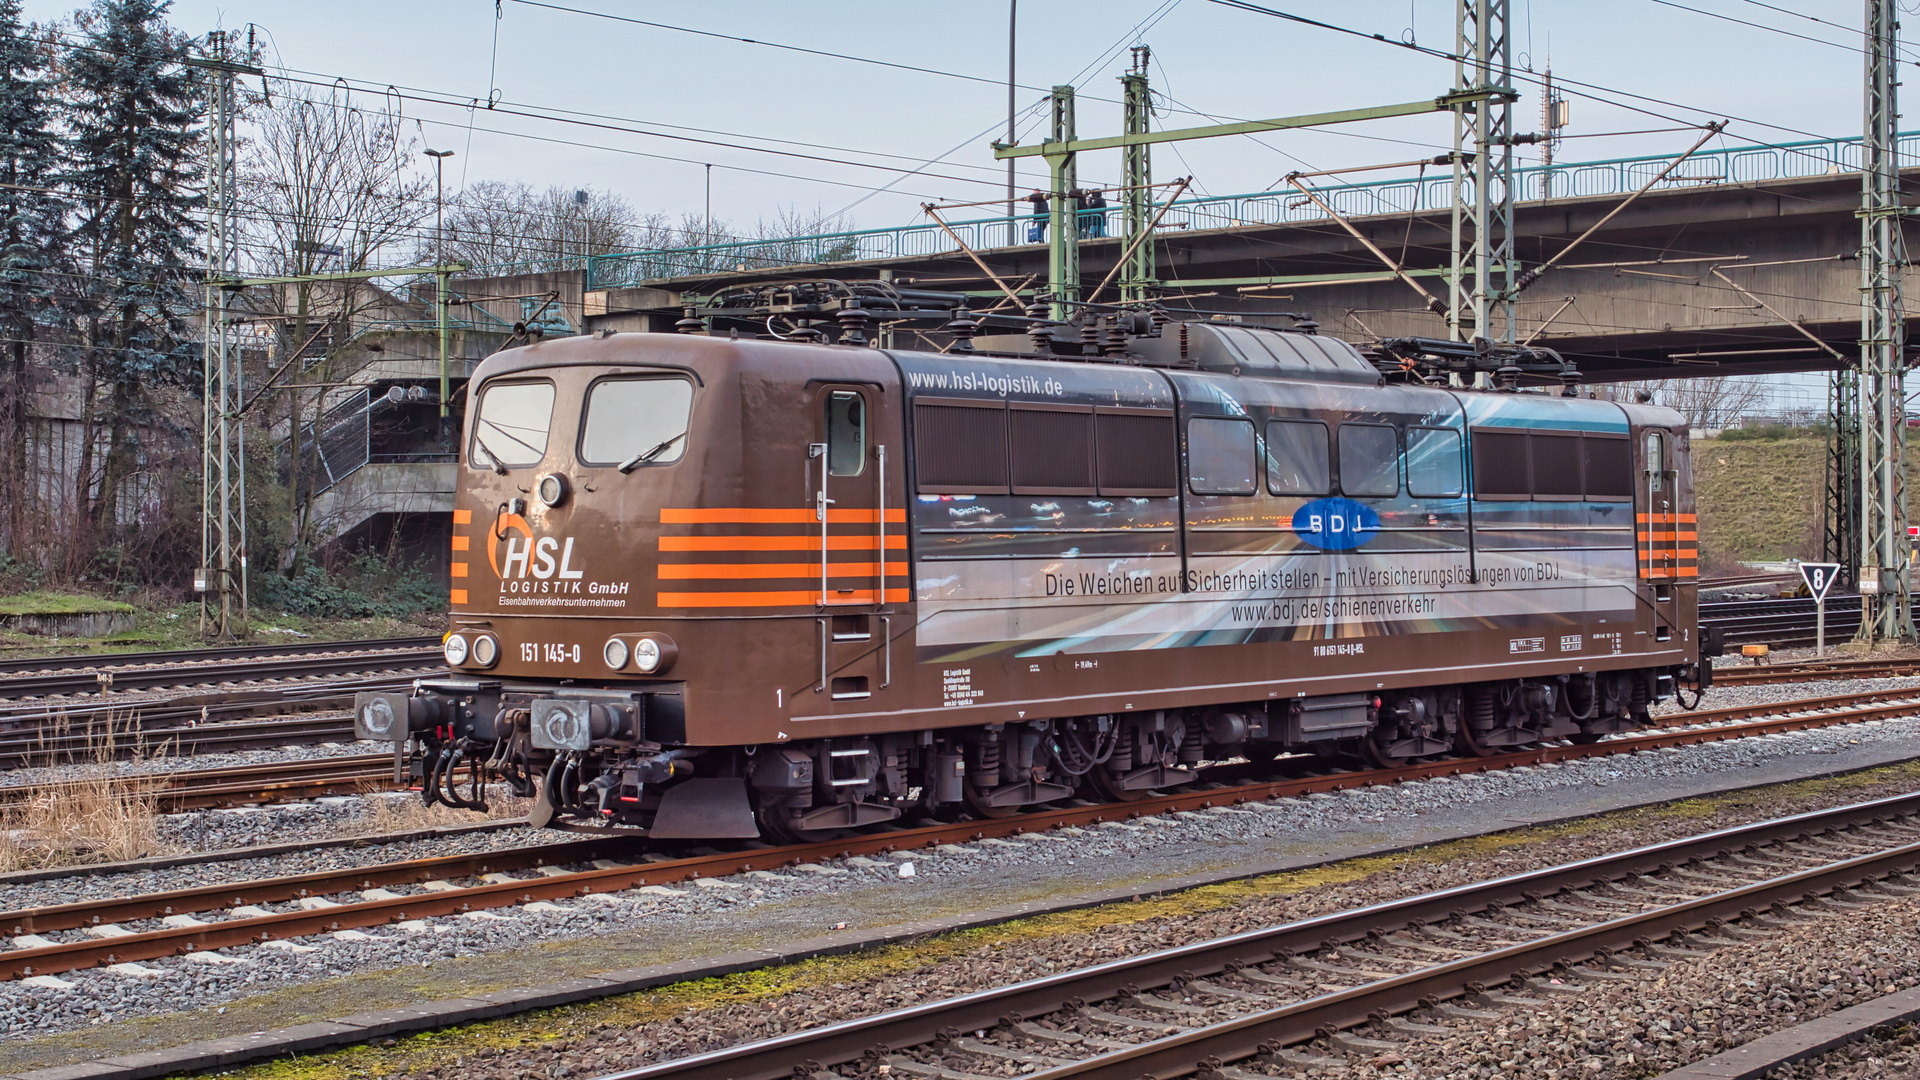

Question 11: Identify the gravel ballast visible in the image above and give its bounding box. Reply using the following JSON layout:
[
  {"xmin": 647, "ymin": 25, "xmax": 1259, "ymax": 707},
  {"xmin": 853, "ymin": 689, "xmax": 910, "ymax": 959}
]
[{"xmin": 5, "ymin": 686, "xmax": 1920, "ymax": 1077}]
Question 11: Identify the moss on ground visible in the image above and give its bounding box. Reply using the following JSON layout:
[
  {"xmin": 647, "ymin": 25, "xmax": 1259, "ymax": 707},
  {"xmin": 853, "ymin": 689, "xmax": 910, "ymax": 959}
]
[
  {"xmin": 205, "ymin": 758, "xmax": 1920, "ymax": 1080},
  {"xmin": 0, "ymin": 591, "xmax": 135, "ymax": 616}
]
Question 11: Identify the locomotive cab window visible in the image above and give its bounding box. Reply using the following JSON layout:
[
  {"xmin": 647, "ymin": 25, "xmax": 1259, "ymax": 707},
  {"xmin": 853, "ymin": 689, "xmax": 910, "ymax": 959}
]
[
  {"xmin": 1405, "ymin": 427, "xmax": 1464, "ymax": 498},
  {"xmin": 1338, "ymin": 423, "xmax": 1399, "ymax": 498},
  {"xmin": 471, "ymin": 379, "xmax": 555, "ymax": 469},
  {"xmin": 826, "ymin": 390, "xmax": 866, "ymax": 477},
  {"xmin": 1187, "ymin": 416, "xmax": 1257, "ymax": 495},
  {"xmin": 1265, "ymin": 418, "xmax": 1330, "ymax": 495},
  {"xmin": 579, "ymin": 377, "xmax": 694, "ymax": 468},
  {"xmin": 1645, "ymin": 431, "xmax": 1667, "ymax": 494}
]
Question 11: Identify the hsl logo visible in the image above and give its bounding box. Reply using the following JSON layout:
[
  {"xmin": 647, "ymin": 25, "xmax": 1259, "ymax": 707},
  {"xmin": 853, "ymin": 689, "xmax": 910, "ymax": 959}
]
[
  {"xmin": 1291, "ymin": 497, "xmax": 1380, "ymax": 551},
  {"xmin": 488, "ymin": 510, "xmax": 586, "ymax": 581}
]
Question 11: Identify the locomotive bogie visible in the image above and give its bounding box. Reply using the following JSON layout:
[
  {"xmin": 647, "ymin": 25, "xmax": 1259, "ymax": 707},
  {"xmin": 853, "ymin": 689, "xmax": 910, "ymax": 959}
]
[{"xmin": 368, "ymin": 324, "xmax": 1704, "ymax": 838}]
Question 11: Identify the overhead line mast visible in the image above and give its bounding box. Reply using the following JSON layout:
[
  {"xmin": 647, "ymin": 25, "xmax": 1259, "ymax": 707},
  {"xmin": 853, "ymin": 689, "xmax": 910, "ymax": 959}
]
[
  {"xmin": 190, "ymin": 30, "xmax": 262, "ymax": 641},
  {"xmin": 1855, "ymin": 0, "xmax": 1914, "ymax": 644}
]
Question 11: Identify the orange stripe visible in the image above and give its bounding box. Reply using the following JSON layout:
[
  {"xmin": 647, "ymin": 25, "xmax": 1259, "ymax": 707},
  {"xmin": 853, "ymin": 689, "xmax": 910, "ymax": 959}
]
[
  {"xmin": 1637, "ymin": 513, "xmax": 1697, "ymax": 522},
  {"xmin": 657, "ymin": 588, "xmax": 911, "ymax": 608},
  {"xmin": 450, "ymin": 589, "xmax": 468, "ymax": 604},
  {"xmin": 451, "ymin": 535, "xmax": 470, "ymax": 551},
  {"xmin": 662, "ymin": 507, "xmax": 907, "ymax": 525},
  {"xmin": 658, "ymin": 561, "xmax": 909, "ymax": 580},
  {"xmin": 451, "ymin": 562, "xmax": 469, "ymax": 578},
  {"xmin": 660, "ymin": 535, "xmax": 908, "ymax": 552},
  {"xmin": 453, "ymin": 509, "xmax": 473, "ymax": 525}
]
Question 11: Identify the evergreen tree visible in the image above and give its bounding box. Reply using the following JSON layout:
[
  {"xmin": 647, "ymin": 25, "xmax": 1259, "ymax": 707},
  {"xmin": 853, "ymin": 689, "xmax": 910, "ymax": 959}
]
[
  {"xmin": 62, "ymin": 0, "xmax": 201, "ymax": 567},
  {"xmin": 0, "ymin": 0, "xmax": 67, "ymax": 555}
]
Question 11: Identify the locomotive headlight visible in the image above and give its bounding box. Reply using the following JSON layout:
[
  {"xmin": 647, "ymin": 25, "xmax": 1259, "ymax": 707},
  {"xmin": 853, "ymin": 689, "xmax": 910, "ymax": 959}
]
[
  {"xmin": 536, "ymin": 473, "xmax": 569, "ymax": 508},
  {"xmin": 442, "ymin": 633, "xmax": 469, "ymax": 666},
  {"xmin": 603, "ymin": 637, "xmax": 629, "ymax": 671},
  {"xmin": 469, "ymin": 633, "xmax": 500, "ymax": 668},
  {"xmin": 633, "ymin": 637, "xmax": 662, "ymax": 673}
]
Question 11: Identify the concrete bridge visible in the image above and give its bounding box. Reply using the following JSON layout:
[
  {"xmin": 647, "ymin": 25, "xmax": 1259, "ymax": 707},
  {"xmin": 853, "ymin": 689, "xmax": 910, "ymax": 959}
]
[{"xmin": 562, "ymin": 132, "xmax": 1914, "ymax": 384}]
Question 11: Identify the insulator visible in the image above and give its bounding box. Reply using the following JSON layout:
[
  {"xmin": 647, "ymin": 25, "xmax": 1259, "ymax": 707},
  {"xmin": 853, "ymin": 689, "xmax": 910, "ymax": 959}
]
[
  {"xmin": 674, "ymin": 307, "xmax": 706, "ymax": 334},
  {"xmin": 837, "ymin": 305, "xmax": 872, "ymax": 345}
]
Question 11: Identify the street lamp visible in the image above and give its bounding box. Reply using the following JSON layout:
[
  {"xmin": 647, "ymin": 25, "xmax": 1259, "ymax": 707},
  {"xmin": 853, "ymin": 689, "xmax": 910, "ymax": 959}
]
[
  {"xmin": 424, "ymin": 149, "xmax": 455, "ymax": 427},
  {"xmin": 424, "ymin": 149, "xmax": 454, "ymax": 265}
]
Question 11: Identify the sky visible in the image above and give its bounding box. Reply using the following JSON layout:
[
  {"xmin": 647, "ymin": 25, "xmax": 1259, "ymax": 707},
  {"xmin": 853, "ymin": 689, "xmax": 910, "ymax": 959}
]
[{"xmin": 13, "ymin": 0, "xmax": 1882, "ymax": 239}]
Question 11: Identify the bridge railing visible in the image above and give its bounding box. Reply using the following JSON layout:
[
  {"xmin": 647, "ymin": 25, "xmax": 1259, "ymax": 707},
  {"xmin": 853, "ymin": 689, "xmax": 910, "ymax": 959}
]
[{"xmin": 580, "ymin": 131, "xmax": 1920, "ymax": 291}]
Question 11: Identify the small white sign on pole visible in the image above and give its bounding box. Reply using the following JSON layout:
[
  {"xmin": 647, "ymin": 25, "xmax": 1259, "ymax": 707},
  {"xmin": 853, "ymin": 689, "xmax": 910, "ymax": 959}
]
[{"xmin": 1799, "ymin": 562, "xmax": 1843, "ymax": 657}]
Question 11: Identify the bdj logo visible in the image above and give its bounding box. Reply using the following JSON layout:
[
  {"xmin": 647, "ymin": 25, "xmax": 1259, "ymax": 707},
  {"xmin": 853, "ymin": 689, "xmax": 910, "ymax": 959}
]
[
  {"xmin": 1291, "ymin": 497, "xmax": 1380, "ymax": 551},
  {"xmin": 488, "ymin": 510, "xmax": 585, "ymax": 581}
]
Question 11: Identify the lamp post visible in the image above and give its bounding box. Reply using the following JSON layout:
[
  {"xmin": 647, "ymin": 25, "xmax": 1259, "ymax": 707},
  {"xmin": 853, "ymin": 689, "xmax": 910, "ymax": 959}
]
[{"xmin": 424, "ymin": 149, "xmax": 454, "ymax": 426}]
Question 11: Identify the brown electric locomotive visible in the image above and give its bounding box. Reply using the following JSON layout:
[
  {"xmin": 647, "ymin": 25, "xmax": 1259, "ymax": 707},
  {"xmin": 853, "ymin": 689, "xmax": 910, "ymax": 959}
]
[{"xmin": 355, "ymin": 303, "xmax": 1706, "ymax": 842}]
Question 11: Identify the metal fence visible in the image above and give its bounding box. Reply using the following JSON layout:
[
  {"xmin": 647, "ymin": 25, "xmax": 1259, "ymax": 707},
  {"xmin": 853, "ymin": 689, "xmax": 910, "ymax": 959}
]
[{"xmin": 584, "ymin": 130, "xmax": 1920, "ymax": 291}]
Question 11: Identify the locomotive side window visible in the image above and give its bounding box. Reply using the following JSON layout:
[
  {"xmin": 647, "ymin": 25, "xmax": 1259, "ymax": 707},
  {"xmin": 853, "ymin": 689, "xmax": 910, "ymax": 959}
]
[
  {"xmin": 1338, "ymin": 423, "xmax": 1399, "ymax": 498},
  {"xmin": 1531, "ymin": 433, "xmax": 1584, "ymax": 498},
  {"xmin": 471, "ymin": 379, "xmax": 555, "ymax": 469},
  {"xmin": 1265, "ymin": 419, "xmax": 1330, "ymax": 495},
  {"xmin": 826, "ymin": 391, "xmax": 866, "ymax": 477},
  {"xmin": 1583, "ymin": 435, "xmax": 1634, "ymax": 499},
  {"xmin": 1470, "ymin": 429, "xmax": 1530, "ymax": 499},
  {"xmin": 1187, "ymin": 417, "xmax": 1258, "ymax": 495},
  {"xmin": 1010, "ymin": 405, "xmax": 1095, "ymax": 495},
  {"xmin": 1405, "ymin": 427, "xmax": 1464, "ymax": 498},
  {"xmin": 914, "ymin": 400, "xmax": 1009, "ymax": 493},
  {"xmin": 1645, "ymin": 431, "xmax": 1667, "ymax": 493},
  {"xmin": 1095, "ymin": 410, "xmax": 1179, "ymax": 496},
  {"xmin": 578, "ymin": 377, "xmax": 694, "ymax": 467}
]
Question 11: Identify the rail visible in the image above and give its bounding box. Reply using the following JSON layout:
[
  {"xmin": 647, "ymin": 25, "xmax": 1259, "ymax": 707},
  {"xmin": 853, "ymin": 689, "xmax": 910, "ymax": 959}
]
[{"xmin": 579, "ymin": 129, "xmax": 1920, "ymax": 290}]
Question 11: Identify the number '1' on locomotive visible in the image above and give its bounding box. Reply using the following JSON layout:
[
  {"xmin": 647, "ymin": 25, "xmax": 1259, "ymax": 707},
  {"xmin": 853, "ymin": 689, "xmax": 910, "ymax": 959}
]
[{"xmin": 355, "ymin": 306, "xmax": 1705, "ymax": 842}]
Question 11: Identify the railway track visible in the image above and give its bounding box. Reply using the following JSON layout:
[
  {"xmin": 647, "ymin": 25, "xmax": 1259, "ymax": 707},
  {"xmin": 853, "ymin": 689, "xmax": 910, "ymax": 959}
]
[
  {"xmin": 1701, "ymin": 596, "xmax": 1872, "ymax": 648},
  {"xmin": 5, "ymin": 685, "xmax": 1919, "ymax": 981},
  {"xmin": 0, "ymin": 752, "xmax": 395, "ymax": 813},
  {"xmin": 1714, "ymin": 655, "xmax": 1920, "ymax": 686},
  {"xmin": 0, "ymin": 641, "xmax": 441, "ymax": 701},
  {"xmin": 0, "ymin": 635, "xmax": 440, "ymax": 678},
  {"xmin": 601, "ymin": 790, "xmax": 1920, "ymax": 1080}
]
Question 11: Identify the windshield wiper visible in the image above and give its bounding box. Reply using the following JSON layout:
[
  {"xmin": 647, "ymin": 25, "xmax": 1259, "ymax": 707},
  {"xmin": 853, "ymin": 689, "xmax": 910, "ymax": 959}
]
[
  {"xmin": 617, "ymin": 431, "xmax": 687, "ymax": 473},
  {"xmin": 471, "ymin": 433, "xmax": 509, "ymax": 475}
]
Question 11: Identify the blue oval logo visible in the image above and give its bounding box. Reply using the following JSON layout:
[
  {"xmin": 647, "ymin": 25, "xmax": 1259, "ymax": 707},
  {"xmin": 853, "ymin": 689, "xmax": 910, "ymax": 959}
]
[{"xmin": 1291, "ymin": 497, "xmax": 1380, "ymax": 551}]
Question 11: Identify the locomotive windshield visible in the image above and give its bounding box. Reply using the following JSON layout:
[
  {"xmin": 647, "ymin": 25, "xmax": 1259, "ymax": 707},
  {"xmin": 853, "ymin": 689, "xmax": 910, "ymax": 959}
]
[
  {"xmin": 580, "ymin": 376, "xmax": 694, "ymax": 467},
  {"xmin": 471, "ymin": 380, "xmax": 554, "ymax": 469}
]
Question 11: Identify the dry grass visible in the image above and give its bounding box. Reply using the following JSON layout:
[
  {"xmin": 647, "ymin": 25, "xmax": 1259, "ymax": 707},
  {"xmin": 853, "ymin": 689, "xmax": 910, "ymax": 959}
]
[
  {"xmin": 0, "ymin": 773, "xmax": 163, "ymax": 873},
  {"xmin": 352, "ymin": 789, "xmax": 534, "ymax": 836},
  {"xmin": 0, "ymin": 713, "xmax": 171, "ymax": 872}
]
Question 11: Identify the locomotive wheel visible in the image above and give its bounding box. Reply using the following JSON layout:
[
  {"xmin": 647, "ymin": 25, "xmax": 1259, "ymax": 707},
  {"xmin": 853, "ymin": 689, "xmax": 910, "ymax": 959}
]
[
  {"xmin": 961, "ymin": 784, "xmax": 1022, "ymax": 819},
  {"xmin": 1455, "ymin": 724, "xmax": 1502, "ymax": 757},
  {"xmin": 756, "ymin": 805, "xmax": 849, "ymax": 845},
  {"xmin": 1084, "ymin": 761, "xmax": 1155, "ymax": 803},
  {"xmin": 1360, "ymin": 734, "xmax": 1408, "ymax": 770}
]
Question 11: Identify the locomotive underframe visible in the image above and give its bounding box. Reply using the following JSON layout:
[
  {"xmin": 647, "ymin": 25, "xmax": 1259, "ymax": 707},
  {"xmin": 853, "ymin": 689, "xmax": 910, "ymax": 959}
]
[{"xmin": 358, "ymin": 657, "xmax": 1695, "ymax": 840}]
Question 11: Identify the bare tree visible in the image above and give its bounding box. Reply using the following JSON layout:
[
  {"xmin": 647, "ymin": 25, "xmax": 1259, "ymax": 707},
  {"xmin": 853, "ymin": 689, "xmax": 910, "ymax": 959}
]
[
  {"xmin": 239, "ymin": 79, "xmax": 431, "ymax": 574},
  {"xmin": 1601, "ymin": 376, "xmax": 1773, "ymax": 429},
  {"xmin": 435, "ymin": 182, "xmax": 662, "ymax": 273}
]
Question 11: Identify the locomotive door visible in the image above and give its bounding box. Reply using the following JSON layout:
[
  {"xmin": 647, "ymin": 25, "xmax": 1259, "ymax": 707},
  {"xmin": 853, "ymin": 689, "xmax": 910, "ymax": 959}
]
[
  {"xmin": 809, "ymin": 384, "xmax": 896, "ymax": 700},
  {"xmin": 1637, "ymin": 427, "xmax": 1685, "ymax": 640}
]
